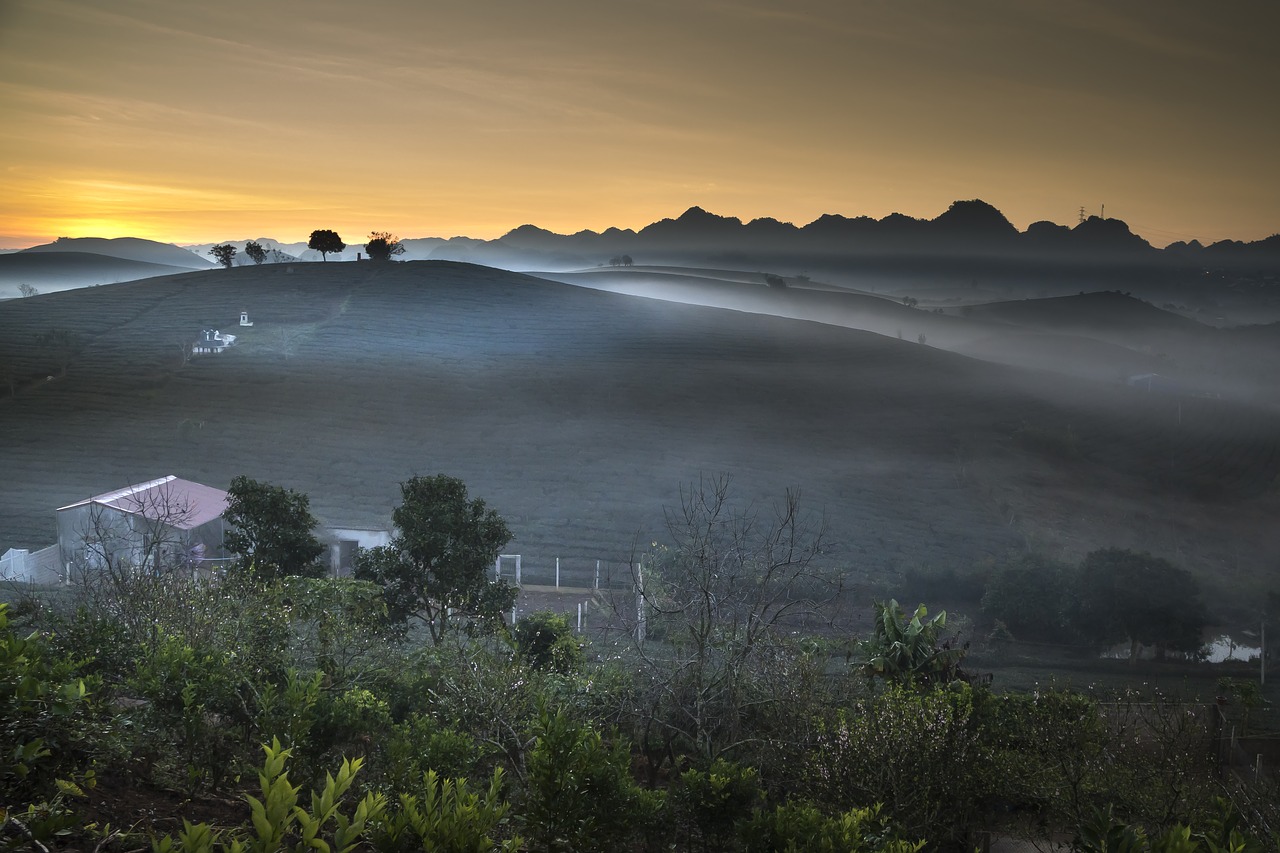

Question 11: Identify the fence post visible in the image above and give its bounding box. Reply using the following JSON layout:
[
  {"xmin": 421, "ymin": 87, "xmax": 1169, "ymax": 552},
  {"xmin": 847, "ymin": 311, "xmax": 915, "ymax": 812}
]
[
  {"xmin": 635, "ymin": 561, "xmax": 646, "ymax": 645},
  {"xmin": 516, "ymin": 555, "xmax": 521, "ymax": 586},
  {"xmin": 577, "ymin": 602, "xmax": 583, "ymax": 633},
  {"xmin": 595, "ymin": 560, "xmax": 600, "ymax": 590},
  {"xmin": 495, "ymin": 556, "xmax": 500, "ymax": 581},
  {"xmin": 556, "ymin": 557, "xmax": 560, "ymax": 588}
]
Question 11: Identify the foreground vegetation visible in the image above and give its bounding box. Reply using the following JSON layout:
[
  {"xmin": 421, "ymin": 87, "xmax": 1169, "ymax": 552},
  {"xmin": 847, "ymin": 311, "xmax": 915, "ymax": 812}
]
[{"xmin": 4, "ymin": 478, "xmax": 1278, "ymax": 851}]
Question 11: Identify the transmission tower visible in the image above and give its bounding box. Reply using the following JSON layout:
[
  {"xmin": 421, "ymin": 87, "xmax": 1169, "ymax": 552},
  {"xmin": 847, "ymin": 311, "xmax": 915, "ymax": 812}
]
[{"xmin": 1078, "ymin": 206, "xmax": 1086, "ymax": 224}]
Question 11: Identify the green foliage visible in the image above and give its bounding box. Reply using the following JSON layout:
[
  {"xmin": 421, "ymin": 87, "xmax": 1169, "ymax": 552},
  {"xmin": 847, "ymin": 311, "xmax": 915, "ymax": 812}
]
[
  {"xmin": 1071, "ymin": 800, "xmax": 1268, "ymax": 853},
  {"xmin": 0, "ymin": 603, "xmax": 102, "ymax": 801},
  {"xmin": 379, "ymin": 713, "xmax": 489, "ymax": 794},
  {"xmin": 152, "ymin": 738, "xmax": 387, "ymax": 853},
  {"xmin": 1216, "ymin": 677, "xmax": 1265, "ymax": 737},
  {"xmin": 860, "ymin": 600, "xmax": 968, "ymax": 687},
  {"xmin": 129, "ymin": 631, "xmax": 247, "ymax": 794},
  {"xmin": 523, "ymin": 707, "xmax": 648, "ymax": 852},
  {"xmin": 364, "ymin": 231, "xmax": 405, "ymax": 262},
  {"xmin": 308, "ymin": 229, "xmax": 345, "ymax": 261},
  {"xmin": 980, "ymin": 553, "xmax": 1075, "ymax": 642},
  {"xmin": 224, "ymin": 476, "xmax": 326, "ymax": 580},
  {"xmin": 355, "ymin": 474, "xmax": 515, "ymax": 643},
  {"xmin": 806, "ymin": 683, "xmax": 987, "ymax": 847},
  {"xmin": 245, "ymin": 241, "xmax": 267, "ymax": 264},
  {"xmin": 209, "ymin": 244, "xmax": 237, "ymax": 269},
  {"xmin": 667, "ymin": 758, "xmax": 762, "ymax": 852},
  {"xmin": 256, "ymin": 669, "xmax": 323, "ymax": 757},
  {"xmin": 374, "ymin": 768, "xmax": 521, "ymax": 853},
  {"xmin": 739, "ymin": 801, "xmax": 925, "ymax": 853},
  {"xmin": 1074, "ymin": 549, "xmax": 1208, "ymax": 663},
  {"xmin": 282, "ymin": 577, "xmax": 398, "ymax": 680},
  {"xmin": 514, "ymin": 611, "xmax": 583, "ymax": 674}
]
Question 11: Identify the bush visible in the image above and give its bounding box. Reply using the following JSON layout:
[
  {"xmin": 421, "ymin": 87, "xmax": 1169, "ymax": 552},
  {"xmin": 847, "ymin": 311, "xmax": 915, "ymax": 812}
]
[
  {"xmin": 740, "ymin": 801, "xmax": 925, "ymax": 853},
  {"xmin": 522, "ymin": 707, "xmax": 649, "ymax": 852},
  {"xmin": 666, "ymin": 758, "xmax": 763, "ymax": 852},
  {"xmin": 0, "ymin": 603, "xmax": 101, "ymax": 801},
  {"xmin": 805, "ymin": 683, "xmax": 988, "ymax": 847},
  {"xmin": 514, "ymin": 610, "xmax": 583, "ymax": 674}
]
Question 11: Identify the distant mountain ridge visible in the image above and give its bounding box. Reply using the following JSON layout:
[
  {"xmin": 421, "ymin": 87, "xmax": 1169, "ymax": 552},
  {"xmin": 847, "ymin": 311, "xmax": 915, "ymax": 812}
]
[
  {"xmin": 434, "ymin": 200, "xmax": 1279, "ymax": 271},
  {"xmin": 20, "ymin": 236, "xmax": 213, "ymax": 269},
  {"xmin": 27, "ymin": 200, "xmax": 1280, "ymax": 275}
]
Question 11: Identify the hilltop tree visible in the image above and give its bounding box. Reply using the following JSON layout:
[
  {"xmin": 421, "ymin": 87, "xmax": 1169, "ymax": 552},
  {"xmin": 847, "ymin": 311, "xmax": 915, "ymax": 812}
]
[
  {"xmin": 223, "ymin": 475, "xmax": 326, "ymax": 580},
  {"xmin": 18, "ymin": 283, "xmax": 38, "ymax": 297},
  {"xmin": 365, "ymin": 231, "xmax": 405, "ymax": 262},
  {"xmin": 244, "ymin": 240, "xmax": 267, "ymax": 265},
  {"xmin": 209, "ymin": 244, "xmax": 237, "ymax": 269},
  {"xmin": 1073, "ymin": 548, "xmax": 1208, "ymax": 664},
  {"xmin": 354, "ymin": 474, "xmax": 515, "ymax": 643},
  {"xmin": 308, "ymin": 229, "xmax": 346, "ymax": 261}
]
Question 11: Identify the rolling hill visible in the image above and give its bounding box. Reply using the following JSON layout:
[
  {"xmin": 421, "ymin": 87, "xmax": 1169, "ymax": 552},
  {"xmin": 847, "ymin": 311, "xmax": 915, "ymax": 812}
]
[
  {"xmin": 0, "ymin": 252, "xmax": 204, "ymax": 297},
  {"xmin": 20, "ymin": 236, "xmax": 213, "ymax": 269},
  {"xmin": 0, "ymin": 261, "xmax": 1276, "ymax": 620}
]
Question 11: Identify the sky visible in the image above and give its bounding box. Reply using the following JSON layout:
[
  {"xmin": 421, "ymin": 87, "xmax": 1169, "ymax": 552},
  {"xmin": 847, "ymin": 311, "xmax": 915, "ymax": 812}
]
[{"xmin": 1, "ymin": 0, "xmax": 1277, "ymax": 249}]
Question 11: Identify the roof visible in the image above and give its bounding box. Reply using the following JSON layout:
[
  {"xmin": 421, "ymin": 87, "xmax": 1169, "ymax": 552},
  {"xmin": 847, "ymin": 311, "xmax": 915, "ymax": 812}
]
[{"xmin": 57, "ymin": 475, "xmax": 229, "ymax": 530}]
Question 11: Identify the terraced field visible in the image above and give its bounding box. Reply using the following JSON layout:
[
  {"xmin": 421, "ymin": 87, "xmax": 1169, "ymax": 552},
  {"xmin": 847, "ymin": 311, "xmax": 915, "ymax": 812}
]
[{"xmin": 1, "ymin": 261, "xmax": 1277, "ymax": 619}]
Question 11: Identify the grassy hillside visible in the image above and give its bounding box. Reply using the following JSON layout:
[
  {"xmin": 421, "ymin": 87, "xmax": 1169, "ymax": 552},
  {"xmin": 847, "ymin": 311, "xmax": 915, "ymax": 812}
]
[
  {"xmin": 0, "ymin": 252, "xmax": 198, "ymax": 297},
  {"xmin": 1, "ymin": 261, "xmax": 1277, "ymax": 618}
]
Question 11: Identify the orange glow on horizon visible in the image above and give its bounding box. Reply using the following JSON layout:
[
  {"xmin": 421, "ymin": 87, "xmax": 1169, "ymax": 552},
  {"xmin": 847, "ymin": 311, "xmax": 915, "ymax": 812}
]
[{"xmin": 1, "ymin": 1, "xmax": 1276, "ymax": 250}]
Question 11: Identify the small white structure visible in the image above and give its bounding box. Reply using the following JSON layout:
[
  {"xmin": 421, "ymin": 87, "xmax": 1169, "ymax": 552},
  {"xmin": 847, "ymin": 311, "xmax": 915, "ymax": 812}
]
[
  {"xmin": 240, "ymin": 311, "xmax": 253, "ymax": 327},
  {"xmin": 193, "ymin": 329, "xmax": 237, "ymax": 354},
  {"xmin": 326, "ymin": 527, "xmax": 393, "ymax": 577}
]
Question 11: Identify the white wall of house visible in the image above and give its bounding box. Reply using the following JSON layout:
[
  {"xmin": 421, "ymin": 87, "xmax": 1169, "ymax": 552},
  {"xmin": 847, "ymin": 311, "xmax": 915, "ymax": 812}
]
[{"xmin": 325, "ymin": 527, "xmax": 392, "ymax": 577}]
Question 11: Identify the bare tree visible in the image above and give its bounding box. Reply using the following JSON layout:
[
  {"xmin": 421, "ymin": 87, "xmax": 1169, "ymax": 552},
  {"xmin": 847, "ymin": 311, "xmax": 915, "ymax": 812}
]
[
  {"xmin": 611, "ymin": 476, "xmax": 839, "ymax": 769},
  {"xmin": 18, "ymin": 283, "xmax": 38, "ymax": 298},
  {"xmin": 66, "ymin": 485, "xmax": 208, "ymax": 639}
]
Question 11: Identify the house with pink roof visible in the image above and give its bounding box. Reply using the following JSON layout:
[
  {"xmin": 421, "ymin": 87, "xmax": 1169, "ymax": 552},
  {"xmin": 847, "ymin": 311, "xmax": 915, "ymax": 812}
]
[{"xmin": 56, "ymin": 475, "xmax": 231, "ymax": 580}]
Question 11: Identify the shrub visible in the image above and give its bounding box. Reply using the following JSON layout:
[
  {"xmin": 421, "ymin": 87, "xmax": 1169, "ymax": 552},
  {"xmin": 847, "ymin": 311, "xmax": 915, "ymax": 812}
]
[
  {"xmin": 805, "ymin": 683, "xmax": 988, "ymax": 847},
  {"xmin": 740, "ymin": 801, "xmax": 925, "ymax": 853},
  {"xmin": 666, "ymin": 758, "xmax": 763, "ymax": 852},
  {"xmin": 513, "ymin": 610, "xmax": 583, "ymax": 674},
  {"xmin": 522, "ymin": 707, "xmax": 648, "ymax": 852}
]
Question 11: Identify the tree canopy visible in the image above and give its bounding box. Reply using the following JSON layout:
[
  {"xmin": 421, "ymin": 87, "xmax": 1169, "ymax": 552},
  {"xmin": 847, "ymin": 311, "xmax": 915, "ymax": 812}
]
[
  {"xmin": 1073, "ymin": 548, "xmax": 1208, "ymax": 663},
  {"xmin": 209, "ymin": 244, "xmax": 237, "ymax": 269},
  {"xmin": 364, "ymin": 231, "xmax": 405, "ymax": 262},
  {"xmin": 244, "ymin": 240, "xmax": 267, "ymax": 265},
  {"xmin": 223, "ymin": 475, "xmax": 326, "ymax": 580},
  {"xmin": 354, "ymin": 474, "xmax": 515, "ymax": 643},
  {"xmin": 307, "ymin": 229, "xmax": 346, "ymax": 261}
]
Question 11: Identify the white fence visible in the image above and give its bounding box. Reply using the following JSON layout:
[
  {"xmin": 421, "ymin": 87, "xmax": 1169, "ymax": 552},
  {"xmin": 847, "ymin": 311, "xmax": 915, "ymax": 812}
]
[
  {"xmin": 494, "ymin": 555, "xmax": 631, "ymax": 591},
  {"xmin": 0, "ymin": 545, "xmax": 61, "ymax": 584}
]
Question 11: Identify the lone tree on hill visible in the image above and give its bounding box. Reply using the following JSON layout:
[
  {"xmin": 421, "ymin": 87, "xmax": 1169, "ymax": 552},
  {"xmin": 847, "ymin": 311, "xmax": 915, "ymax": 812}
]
[
  {"xmin": 209, "ymin": 244, "xmax": 237, "ymax": 269},
  {"xmin": 244, "ymin": 240, "xmax": 267, "ymax": 265},
  {"xmin": 308, "ymin": 229, "xmax": 346, "ymax": 262},
  {"xmin": 364, "ymin": 231, "xmax": 405, "ymax": 262},
  {"xmin": 1073, "ymin": 548, "xmax": 1208, "ymax": 664},
  {"xmin": 223, "ymin": 475, "xmax": 326, "ymax": 580},
  {"xmin": 354, "ymin": 474, "xmax": 515, "ymax": 643}
]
